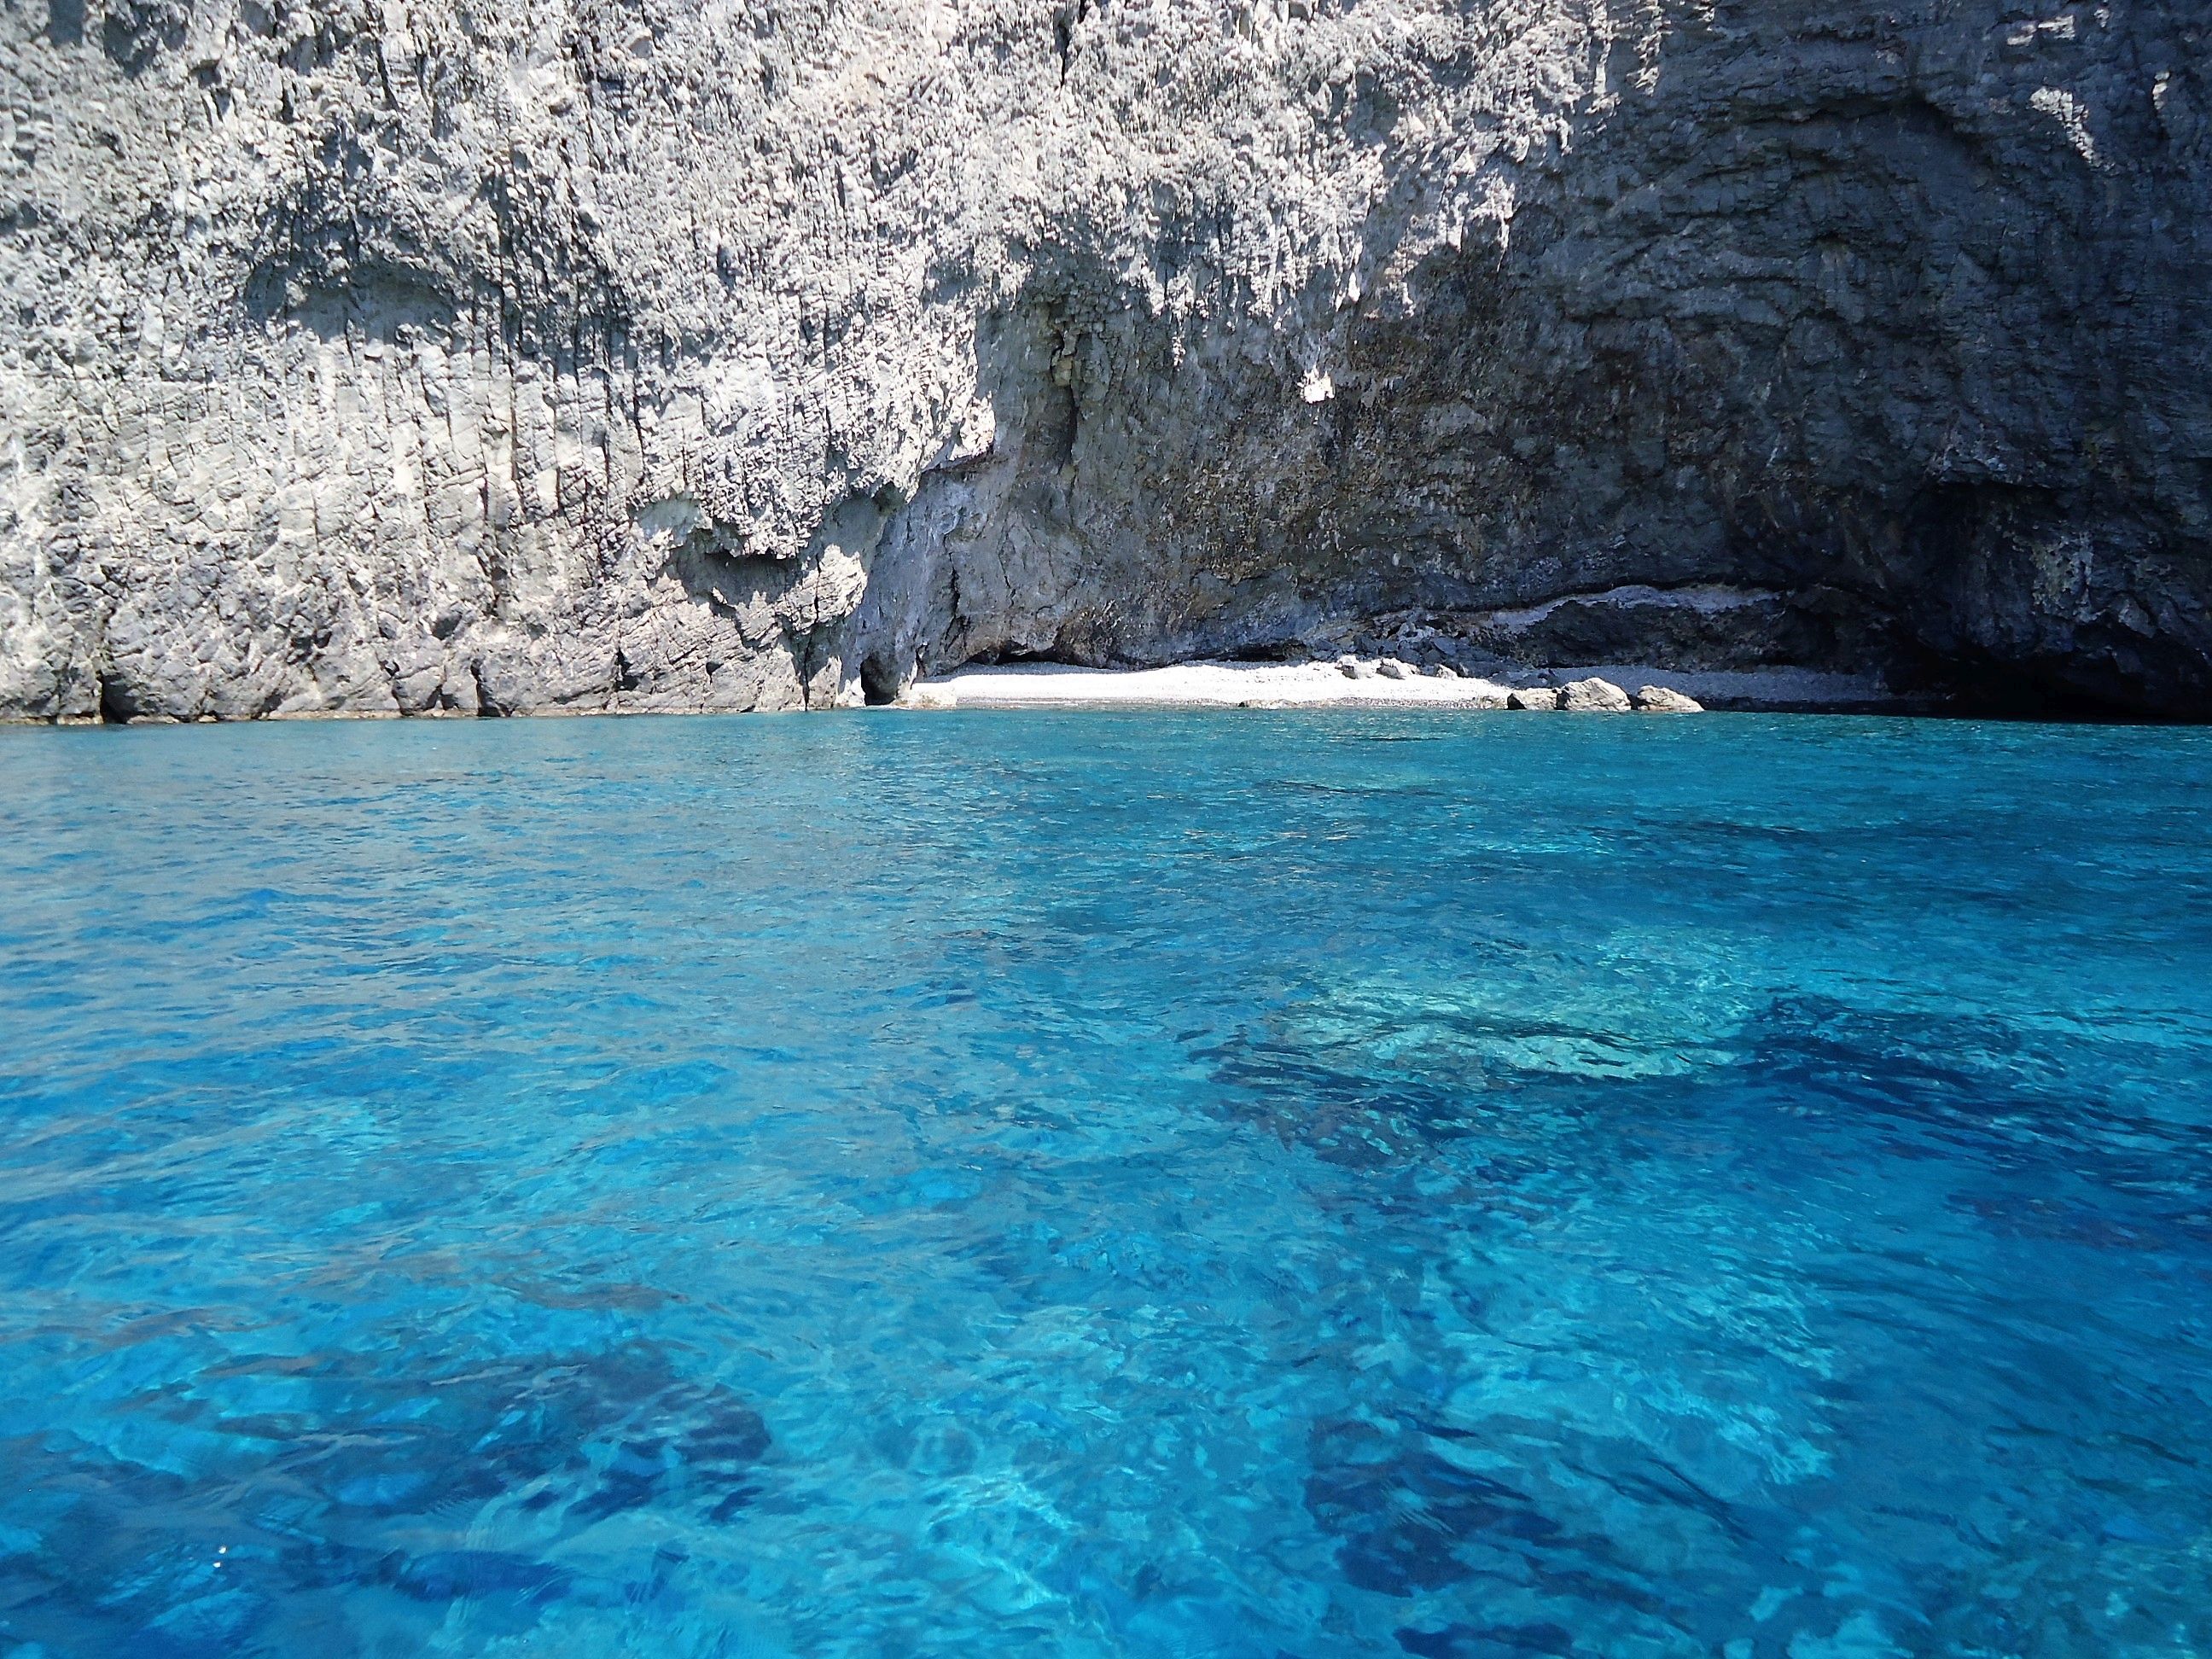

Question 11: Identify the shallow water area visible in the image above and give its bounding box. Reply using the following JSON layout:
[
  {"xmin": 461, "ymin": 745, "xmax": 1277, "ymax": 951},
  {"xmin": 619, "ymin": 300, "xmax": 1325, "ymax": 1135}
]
[{"xmin": 2, "ymin": 709, "xmax": 2210, "ymax": 1658}]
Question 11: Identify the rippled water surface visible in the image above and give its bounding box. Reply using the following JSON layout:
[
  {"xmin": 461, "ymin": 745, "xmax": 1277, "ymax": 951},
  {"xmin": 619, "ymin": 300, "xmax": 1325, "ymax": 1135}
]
[{"xmin": 3, "ymin": 710, "xmax": 2210, "ymax": 1658}]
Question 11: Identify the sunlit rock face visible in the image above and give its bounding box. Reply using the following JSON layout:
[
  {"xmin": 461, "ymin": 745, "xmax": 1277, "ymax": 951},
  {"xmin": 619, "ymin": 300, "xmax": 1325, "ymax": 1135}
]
[{"xmin": 3, "ymin": 0, "xmax": 2206, "ymax": 719}]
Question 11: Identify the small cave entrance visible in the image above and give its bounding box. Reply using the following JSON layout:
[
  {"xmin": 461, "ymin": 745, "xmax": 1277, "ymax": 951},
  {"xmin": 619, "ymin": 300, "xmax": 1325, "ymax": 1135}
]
[
  {"xmin": 859, "ymin": 655, "xmax": 904, "ymax": 707},
  {"xmin": 96, "ymin": 672, "xmax": 137, "ymax": 725}
]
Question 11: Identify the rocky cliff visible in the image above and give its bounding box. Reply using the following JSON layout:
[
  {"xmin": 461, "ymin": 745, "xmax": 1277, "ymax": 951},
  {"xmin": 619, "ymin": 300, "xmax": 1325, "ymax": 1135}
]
[{"xmin": 3, "ymin": 0, "xmax": 2207, "ymax": 720}]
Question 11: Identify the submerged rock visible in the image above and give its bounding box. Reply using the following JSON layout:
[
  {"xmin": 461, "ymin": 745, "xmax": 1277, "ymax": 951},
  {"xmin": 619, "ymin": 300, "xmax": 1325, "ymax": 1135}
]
[
  {"xmin": 1507, "ymin": 688, "xmax": 1562, "ymax": 711},
  {"xmin": 1561, "ymin": 678, "xmax": 1633, "ymax": 712},
  {"xmin": 1633, "ymin": 685, "xmax": 1704, "ymax": 713}
]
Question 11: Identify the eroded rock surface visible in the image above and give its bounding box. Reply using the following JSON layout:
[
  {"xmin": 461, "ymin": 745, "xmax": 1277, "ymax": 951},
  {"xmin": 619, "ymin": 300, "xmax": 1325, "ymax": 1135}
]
[
  {"xmin": 1560, "ymin": 675, "xmax": 1632, "ymax": 711},
  {"xmin": 3, "ymin": 0, "xmax": 2207, "ymax": 719}
]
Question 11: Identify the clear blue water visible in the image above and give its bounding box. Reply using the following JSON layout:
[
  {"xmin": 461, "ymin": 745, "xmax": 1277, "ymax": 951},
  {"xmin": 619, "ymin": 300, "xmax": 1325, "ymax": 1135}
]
[{"xmin": 1, "ymin": 711, "xmax": 2209, "ymax": 1659}]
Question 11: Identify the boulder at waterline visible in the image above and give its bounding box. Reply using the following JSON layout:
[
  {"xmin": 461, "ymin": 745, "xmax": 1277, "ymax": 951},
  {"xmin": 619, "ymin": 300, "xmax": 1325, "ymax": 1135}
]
[{"xmin": 1561, "ymin": 679, "xmax": 1633, "ymax": 713}]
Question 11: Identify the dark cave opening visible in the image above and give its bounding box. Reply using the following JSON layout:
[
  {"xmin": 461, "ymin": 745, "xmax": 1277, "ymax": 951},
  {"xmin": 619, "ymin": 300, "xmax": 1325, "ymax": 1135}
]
[
  {"xmin": 859, "ymin": 656, "xmax": 904, "ymax": 706},
  {"xmin": 96, "ymin": 674, "xmax": 135, "ymax": 725}
]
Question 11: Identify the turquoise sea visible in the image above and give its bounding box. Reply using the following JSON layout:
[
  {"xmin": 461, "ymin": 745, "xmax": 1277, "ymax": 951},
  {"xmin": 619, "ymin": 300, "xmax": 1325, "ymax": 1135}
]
[{"xmin": 1, "ymin": 710, "xmax": 2209, "ymax": 1658}]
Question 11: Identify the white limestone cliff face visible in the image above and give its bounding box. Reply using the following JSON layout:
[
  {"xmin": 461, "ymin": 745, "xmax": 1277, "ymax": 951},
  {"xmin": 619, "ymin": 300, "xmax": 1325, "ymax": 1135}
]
[{"xmin": 3, "ymin": 0, "xmax": 2208, "ymax": 719}]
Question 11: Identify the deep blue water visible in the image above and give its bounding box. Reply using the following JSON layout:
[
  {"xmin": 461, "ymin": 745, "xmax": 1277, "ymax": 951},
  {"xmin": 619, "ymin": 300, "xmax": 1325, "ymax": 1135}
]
[{"xmin": 1, "ymin": 711, "xmax": 2209, "ymax": 1658}]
